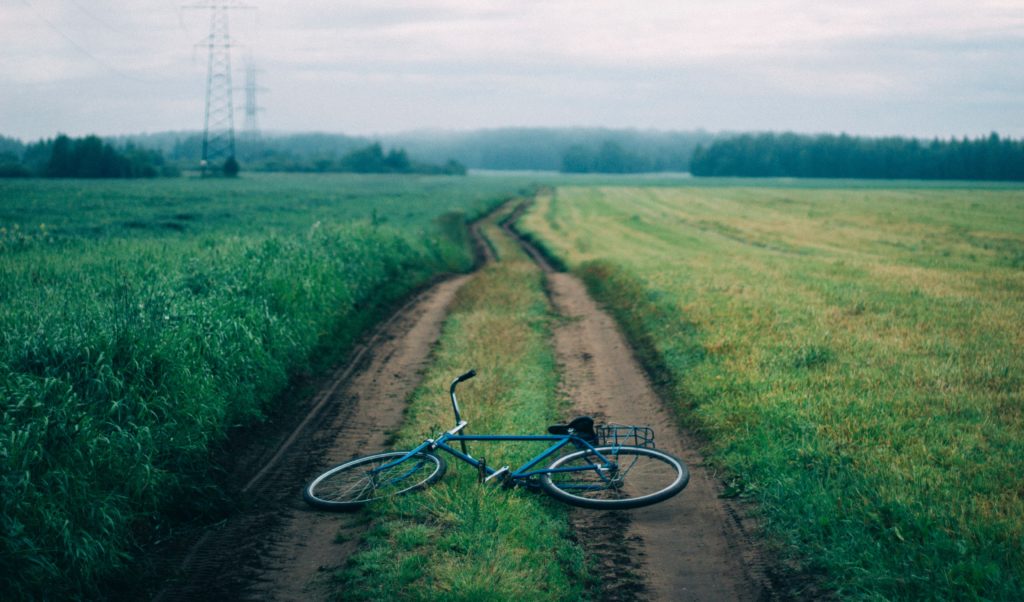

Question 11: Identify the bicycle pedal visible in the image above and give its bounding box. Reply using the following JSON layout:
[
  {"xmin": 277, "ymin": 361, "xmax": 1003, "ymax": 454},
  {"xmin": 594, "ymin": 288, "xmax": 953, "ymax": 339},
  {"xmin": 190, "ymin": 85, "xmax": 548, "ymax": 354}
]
[{"xmin": 484, "ymin": 466, "xmax": 510, "ymax": 483}]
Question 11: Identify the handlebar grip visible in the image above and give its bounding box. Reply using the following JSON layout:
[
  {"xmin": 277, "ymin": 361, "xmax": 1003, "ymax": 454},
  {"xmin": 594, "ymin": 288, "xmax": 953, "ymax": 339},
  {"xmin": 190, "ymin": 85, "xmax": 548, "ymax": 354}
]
[{"xmin": 456, "ymin": 369, "xmax": 477, "ymax": 383}]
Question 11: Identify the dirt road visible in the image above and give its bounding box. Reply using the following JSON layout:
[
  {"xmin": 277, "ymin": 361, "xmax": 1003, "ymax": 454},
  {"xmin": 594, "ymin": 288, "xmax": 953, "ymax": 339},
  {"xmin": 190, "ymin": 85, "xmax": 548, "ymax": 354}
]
[
  {"xmin": 153, "ymin": 274, "xmax": 472, "ymax": 602},
  {"xmin": 508, "ymin": 217, "xmax": 775, "ymax": 601},
  {"xmin": 156, "ymin": 203, "xmax": 774, "ymax": 601}
]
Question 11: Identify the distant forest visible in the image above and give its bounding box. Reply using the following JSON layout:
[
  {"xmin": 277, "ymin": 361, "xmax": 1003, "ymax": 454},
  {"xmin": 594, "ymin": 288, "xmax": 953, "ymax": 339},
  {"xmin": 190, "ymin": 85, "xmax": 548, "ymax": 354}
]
[
  {"xmin": 691, "ymin": 132, "xmax": 1024, "ymax": 181},
  {"xmin": 322, "ymin": 143, "xmax": 466, "ymax": 175},
  {"xmin": 389, "ymin": 128, "xmax": 711, "ymax": 172},
  {"xmin": 116, "ymin": 133, "xmax": 468, "ymax": 175},
  {"xmin": 3, "ymin": 129, "xmax": 1022, "ymax": 180},
  {"xmin": 0, "ymin": 134, "xmax": 176, "ymax": 178},
  {"xmin": 118, "ymin": 128, "xmax": 713, "ymax": 174},
  {"xmin": 0, "ymin": 134, "xmax": 463, "ymax": 178}
]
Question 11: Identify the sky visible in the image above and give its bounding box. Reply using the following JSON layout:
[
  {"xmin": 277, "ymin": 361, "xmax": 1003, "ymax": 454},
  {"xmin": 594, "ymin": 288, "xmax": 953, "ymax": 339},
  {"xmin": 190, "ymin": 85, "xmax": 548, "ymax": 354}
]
[{"xmin": 1, "ymin": 0, "xmax": 1022, "ymax": 141}]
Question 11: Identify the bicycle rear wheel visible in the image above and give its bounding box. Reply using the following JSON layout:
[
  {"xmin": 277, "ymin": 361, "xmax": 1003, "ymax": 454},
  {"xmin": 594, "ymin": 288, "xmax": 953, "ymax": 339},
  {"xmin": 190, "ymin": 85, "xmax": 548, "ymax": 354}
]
[
  {"xmin": 540, "ymin": 446, "xmax": 688, "ymax": 510},
  {"xmin": 303, "ymin": 451, "xmax": 446, "ymax": 511}
]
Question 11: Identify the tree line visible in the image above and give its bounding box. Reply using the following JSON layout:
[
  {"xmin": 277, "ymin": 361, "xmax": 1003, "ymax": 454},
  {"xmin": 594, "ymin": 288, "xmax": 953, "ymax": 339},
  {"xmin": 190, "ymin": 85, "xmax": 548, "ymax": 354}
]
[
  {"xmin": 0, "ymin": 134, "xmax": 177, "ymax": 178},
  {"xmin": 5, "ymin": 129, "xmax": 1020, "ymax": 180},
  {"xmin": 389, "ymin": 128, "xmax": 711, "ymax": 172},
  {"xmin": 689, "ymin": 132, "xmax": 1024, "ymax": 181},
  {"xmin": 0, "ymin": 133, "xmax": 465, "ymax": 178},
  {"xmin": 245, "ymin": 142, "xmax": 466, "ymax": 175},
  {"xmin": 123, "ymin": 128, "xmax": 713, "ymax": 173},
  {"xmin": 560, "ymin": 140, "xmax": 659, "ymax": 173},
  {"xmin": 134, "ymin": 134, "xmax": 466, "ymax": 175},
  {"xmin": 340, "ymin": 143, "xmax": 466, "ymax": 175}
]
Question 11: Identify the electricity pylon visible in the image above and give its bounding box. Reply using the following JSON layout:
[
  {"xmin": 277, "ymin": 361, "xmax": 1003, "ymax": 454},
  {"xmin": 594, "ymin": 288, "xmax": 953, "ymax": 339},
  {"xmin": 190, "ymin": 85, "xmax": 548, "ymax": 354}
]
[
  {"xmin": 240, "ymin": 53, "xmax": 266, "ymax": 141},
  {"xmin": 186, "ymin": 1, "xmax": 253, "ymax": 175}
]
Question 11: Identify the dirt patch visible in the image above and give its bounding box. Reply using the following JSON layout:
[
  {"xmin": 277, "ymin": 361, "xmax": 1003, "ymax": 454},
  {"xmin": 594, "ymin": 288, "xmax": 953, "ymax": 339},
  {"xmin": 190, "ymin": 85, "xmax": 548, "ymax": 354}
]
[
  {"xmin": 506, "ymin": 215, "xmax": 776, "ymax": 601},
  {"xmin": 246, "ymin": 273, "xmax": 471, "ymax": 601},
  {"xmin": 148, "ymin": 210, "xmax": 508, "ymax": 601},
  {"xmin": 151, "ymin": 275, "xmax": 472, "ymax": 602}
]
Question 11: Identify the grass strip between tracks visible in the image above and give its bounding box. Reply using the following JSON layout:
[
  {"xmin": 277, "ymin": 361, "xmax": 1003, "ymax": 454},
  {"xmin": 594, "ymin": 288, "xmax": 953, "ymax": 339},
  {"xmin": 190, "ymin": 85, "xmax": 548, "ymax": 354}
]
[{"xmin": 329, "ymin": 205, "xmax": 591, "ymax": 601}]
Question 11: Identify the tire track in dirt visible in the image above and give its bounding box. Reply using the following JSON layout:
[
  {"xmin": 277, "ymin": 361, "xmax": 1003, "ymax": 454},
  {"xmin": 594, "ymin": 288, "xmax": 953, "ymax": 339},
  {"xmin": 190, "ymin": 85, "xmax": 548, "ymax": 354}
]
[
  {"xmin": 241, "ymin": 273, "xmax": 471, "ymax": 601},
  {"xmin": 154, "ymin": 199, "xmax": 775, "ymax": 601},
  {"xmin": 150, "ymin": 208, "xmax": 504, "ymax": 601},
  {"xmin": 152, "ymin": 274, "xmax": 470, "ymax": 602},
  {"xmin": 505, "ymin": 212, "xmax": 776, "ymax": 601}
]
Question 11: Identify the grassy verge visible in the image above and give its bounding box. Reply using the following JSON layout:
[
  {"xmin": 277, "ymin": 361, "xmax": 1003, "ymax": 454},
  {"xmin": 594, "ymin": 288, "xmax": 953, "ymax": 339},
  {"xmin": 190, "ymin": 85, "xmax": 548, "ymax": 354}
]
[
  {"xmin": 519, "ymin": 185, "xmax": 1024, "ymax": 600},
  {"xmin": 330, "ymin": 204, "xmax": 591, "ymax": 601},
  {"xmin": 0, "ymin": 175, "xmax": 524, "ymax": 599}
]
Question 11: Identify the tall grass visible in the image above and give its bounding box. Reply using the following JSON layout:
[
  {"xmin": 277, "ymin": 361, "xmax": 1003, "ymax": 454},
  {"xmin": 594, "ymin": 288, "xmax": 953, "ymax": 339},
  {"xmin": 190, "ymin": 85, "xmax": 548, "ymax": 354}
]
[
  {"xmin": 520, "ymin": 185, "xmax": 1024, "ymax": 600},
  {"xmin": 331, "ymin": 205, "xmax": 590, "ymax": 601},
  {"xmin": 0, "ymin": 175, "xmax": 522, "ymax": 599},
  {"xmin": 0, "ymin": 173, "xmax": 531, "ymax": 240}
]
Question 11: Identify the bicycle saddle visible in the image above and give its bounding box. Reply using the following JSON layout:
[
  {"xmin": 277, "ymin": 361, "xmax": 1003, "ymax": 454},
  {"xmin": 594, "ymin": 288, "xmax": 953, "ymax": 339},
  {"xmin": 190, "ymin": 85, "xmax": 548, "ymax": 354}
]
[{"xmin": 547, "ymin": 416, "xmax": 597, "ymax": 442}]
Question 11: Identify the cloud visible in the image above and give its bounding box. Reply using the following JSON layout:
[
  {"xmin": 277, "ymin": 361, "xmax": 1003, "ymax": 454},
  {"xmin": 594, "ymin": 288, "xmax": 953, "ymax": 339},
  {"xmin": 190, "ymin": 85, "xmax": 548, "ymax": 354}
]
[{"xmin": 0, "ymin": 0, "xmax": 1021, "ymax": 139}]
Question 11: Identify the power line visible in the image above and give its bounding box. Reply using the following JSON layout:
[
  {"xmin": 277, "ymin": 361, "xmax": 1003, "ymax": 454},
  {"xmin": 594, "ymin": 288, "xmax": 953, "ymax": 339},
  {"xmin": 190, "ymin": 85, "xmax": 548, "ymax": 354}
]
[
  {"xmin": 18, "ymin": 0, "xmax": 163, "ymax": 84},
  {"xmin": 67, "ymin": 0, "xmax": 120, "ymax": 33}
]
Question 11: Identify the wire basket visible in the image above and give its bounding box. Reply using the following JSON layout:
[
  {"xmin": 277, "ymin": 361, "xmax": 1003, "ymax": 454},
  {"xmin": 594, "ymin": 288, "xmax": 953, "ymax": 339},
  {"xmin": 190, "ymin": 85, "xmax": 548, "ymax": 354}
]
[{"xmin": 597, "ymin": 424, "xmax": 655, "ymax": 449}]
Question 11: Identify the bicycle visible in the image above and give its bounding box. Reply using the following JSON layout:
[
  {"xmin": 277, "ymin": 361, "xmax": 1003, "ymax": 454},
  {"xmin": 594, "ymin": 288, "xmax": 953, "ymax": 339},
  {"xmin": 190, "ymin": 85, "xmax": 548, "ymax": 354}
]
[{"xmin": 303, "ymin": 369, "xmax": 689, "ymax": 511}]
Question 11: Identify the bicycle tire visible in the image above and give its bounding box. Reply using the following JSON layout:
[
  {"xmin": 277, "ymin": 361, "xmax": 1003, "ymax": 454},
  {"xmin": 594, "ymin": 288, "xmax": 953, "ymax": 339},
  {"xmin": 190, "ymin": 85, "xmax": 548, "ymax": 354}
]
[
  {"xmin": 540, "ymin": 446, "xmax": 688, "ymax": 510},
  {"xmin": 303, "ymin": 451, "xmax": 446, "ymax": 511}
]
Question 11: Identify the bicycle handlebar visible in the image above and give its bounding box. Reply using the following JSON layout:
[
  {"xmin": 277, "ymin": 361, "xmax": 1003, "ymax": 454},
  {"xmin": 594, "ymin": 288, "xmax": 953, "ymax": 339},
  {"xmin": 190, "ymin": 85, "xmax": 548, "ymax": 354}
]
[
  {"xmin": 449, "ymin": 369, "xmax": 476, "ymax": 453},
  {"xmin": 450, "ymin": 369, "xmax": 476, "ymax": 396}
]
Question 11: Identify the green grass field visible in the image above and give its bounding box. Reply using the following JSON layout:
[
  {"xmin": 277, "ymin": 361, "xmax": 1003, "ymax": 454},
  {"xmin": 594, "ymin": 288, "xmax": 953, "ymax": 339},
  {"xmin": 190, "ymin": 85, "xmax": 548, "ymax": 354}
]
[
  {"xmin": 0, "ymin": 174, "xmax": 526, "ymax": 600},
  {"xmin": 6, "ymin": 173, "xmax": 1022, "ymax": 600},
  {"xmin": 0, "ymin": 173, "xmax": 534, "ymax": 239},
  {"xmin": 519, "ymin": 184, "xmax": 1024, "ymax": 599}
]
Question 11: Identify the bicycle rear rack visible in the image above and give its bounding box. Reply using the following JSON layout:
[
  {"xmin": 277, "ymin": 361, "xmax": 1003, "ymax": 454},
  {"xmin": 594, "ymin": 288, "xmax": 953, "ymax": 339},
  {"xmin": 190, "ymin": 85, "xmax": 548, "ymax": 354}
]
[{"xmin": 597, "ymin": 424, "xmax": 656, "ymax": 449}]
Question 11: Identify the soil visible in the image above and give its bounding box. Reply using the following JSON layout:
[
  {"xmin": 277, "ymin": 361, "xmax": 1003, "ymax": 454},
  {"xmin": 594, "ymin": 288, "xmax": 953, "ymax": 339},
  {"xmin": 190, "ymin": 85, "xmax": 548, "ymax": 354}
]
[
  {"xmin": 153, "ymin": 202, "xmax": 779, "ymax": 601},
  {"xmin": 543, "ymin": 271, "xmax": 773, "ymax": 601},
  {"xmin": 151, "ymin": 273, "xmax": 472, "ymax": 602},
  {"xmin": 506, "ymin": 214, "xmax": 777, "ymax": 601}
]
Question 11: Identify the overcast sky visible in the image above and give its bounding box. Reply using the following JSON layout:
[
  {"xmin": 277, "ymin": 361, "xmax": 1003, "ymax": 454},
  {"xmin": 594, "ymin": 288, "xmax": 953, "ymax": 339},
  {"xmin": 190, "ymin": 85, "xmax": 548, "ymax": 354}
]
[{"xmin": 2, "ymin": 0, "xmax": 1022, "ymax": 140}]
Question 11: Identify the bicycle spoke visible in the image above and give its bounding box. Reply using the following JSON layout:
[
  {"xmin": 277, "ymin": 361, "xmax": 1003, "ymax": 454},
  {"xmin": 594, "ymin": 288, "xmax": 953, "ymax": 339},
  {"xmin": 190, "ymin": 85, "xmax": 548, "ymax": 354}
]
[
  {"xmin": 305, "ymin": 452, "xmax": 446, "ymax": 509},
  {"xmin": 319, "ymin": 470, "xmax": 376, "ymax": 501},
  {"xmin": 544, "ymin": 447, "xmax": 686, "ymax": 504}
]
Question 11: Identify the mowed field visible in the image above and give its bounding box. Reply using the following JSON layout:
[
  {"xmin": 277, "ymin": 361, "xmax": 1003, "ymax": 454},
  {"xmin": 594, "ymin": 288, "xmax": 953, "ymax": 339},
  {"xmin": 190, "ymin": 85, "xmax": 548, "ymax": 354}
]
[
  {"xmin": 0, "ymin": 174, "xmax": 525, "ymax": 599},
  {"xmin": 519, "ymin": 184, "xmax": 1024, "ymax": 599}
]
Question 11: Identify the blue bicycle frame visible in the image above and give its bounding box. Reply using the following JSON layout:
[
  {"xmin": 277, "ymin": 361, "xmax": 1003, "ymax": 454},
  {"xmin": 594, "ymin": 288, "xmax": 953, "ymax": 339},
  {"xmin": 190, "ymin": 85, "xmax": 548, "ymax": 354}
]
[
  {"xmin": 378, "ymin": 429, "xmax": 616, "ymax": 485},
  {"xmin": 371, "ymin": 369, "xmax": 617, "ymax": 486}
]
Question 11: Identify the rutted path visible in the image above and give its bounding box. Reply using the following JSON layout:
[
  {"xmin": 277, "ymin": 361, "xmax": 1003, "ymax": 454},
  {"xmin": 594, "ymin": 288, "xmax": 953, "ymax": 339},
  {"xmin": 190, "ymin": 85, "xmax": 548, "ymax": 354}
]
[
  {"xmin": 155, "ymin": 200, "xmax": 774, "ymax": 601},
  {"xmin": 153, "ymin": 274, "xmax": 471, "ymax": 602},
  {"xmin": 253, "ymin": 275, "xmax": 474, "ymax": 600},
  {"xmin": 506, "ymin": 215, "xmax": 775, "ymax": 601}
]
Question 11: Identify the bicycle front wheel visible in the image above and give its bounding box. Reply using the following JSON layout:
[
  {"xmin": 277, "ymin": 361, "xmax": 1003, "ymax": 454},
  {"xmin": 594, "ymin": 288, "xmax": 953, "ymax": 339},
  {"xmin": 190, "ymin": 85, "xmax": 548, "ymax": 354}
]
[
  {"xmin": 540, "ymin": 446, "xmax": 688, "ymax": 510},
  {"xmin": 303, "ymin": 451, "xmax": 446, "ymax": 511}
]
